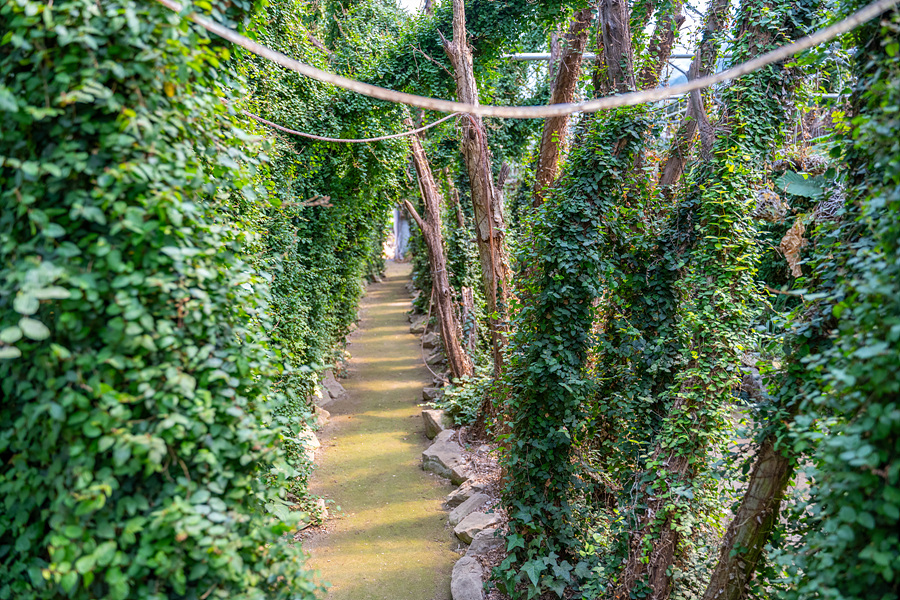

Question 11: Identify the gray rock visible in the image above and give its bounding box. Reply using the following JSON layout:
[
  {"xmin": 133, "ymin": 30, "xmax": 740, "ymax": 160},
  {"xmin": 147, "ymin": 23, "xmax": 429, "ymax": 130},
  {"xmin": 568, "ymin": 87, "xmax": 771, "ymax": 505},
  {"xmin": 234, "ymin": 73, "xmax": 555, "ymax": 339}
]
[
  {"xmin": 434, "ymin": 429, "xmax": 455, "ymax": 444},
  {"xmin": 449, "ymin": 493, "xmax": 489, "ymax": 526},
  {"xmin": 451, "ymin": 556, "xmax": 484, "ymax": 600},
  {"xmin": 312, "ymin": 384, "xmax": 333, "ymax": 408},
  {"xmin": 314, "ymin": 405, "xmax": 330, "ymax": 429},
  {"xmin": 466, "ymin": 528, "xmax": 504, "ymax": 558},
  {"xmin": 445, "ymin": 480, "xmax": 488, "ymax": 508},
  {"xmin": 297, "ymin": 425, "xmax": 320, "ymax": 463},
  {"xmin": 422, "ymin": 409, "xmax": 446, "ymax": 439},
  {"xmin": 422, "ymin": 387, "xmax": 444, "ymax": 402},
  {"xmin": 449, "ymin": 464, "xmax": 470, "ymax": 486},
  {"xmin": 422, "ymin": 433, "xmax": 464, "ymax": 480},
  {"xmin": 422, "ymin": 331, "xmax": 441, "ymax": 350},
  {"xmin": 322, "ymin": 371, "xmax": 348, "ymax": 403},
  {"xmin": 425, "ymin": 349, "xmax": 446, "ymax": 365},
  {"xmin": 454, "ymin": 511, "xmax": 502, "ymax": 544},
  {"xmin": 410, "ymin": 316, "xmax": 427, "ymax": 335}
]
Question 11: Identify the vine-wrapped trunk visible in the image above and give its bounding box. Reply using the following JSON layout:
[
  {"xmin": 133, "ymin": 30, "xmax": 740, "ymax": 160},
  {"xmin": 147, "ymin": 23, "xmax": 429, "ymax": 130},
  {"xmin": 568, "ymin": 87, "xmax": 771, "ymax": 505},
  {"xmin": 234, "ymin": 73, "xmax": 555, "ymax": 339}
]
[
  {"xmin": 442, "ymin": 0, "xmax": 510, "ymax": 377},
  {"xmin": 404, "ymin": 134, "xmax": 473, "ymax": 380},
  {"xmin": 613, "ymin": 0, "xmax": 813, "ymax": 596},
  {"xmin": 533, "ymin": 6, "xmax": 594, "ymax": 206},
  {"xmin": 657, "ymin": 0, "xmax": 730, "ymax": 190}
]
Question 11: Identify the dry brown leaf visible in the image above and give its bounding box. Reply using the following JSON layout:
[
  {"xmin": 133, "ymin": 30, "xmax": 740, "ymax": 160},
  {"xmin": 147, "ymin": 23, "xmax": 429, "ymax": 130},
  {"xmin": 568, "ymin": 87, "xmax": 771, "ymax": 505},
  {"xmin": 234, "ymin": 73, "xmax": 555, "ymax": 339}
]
[{"xmin": 781, "ymin": 218, "xmax": 807, "ymax": 277}]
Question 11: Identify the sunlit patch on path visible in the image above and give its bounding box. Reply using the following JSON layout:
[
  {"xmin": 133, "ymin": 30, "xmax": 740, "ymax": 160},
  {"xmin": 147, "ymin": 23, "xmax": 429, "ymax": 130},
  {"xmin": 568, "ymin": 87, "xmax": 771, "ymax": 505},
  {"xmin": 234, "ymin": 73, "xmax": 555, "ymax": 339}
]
[{"xmin": 304, "ymin": 261, "xmax": 457, "ymax": 600}]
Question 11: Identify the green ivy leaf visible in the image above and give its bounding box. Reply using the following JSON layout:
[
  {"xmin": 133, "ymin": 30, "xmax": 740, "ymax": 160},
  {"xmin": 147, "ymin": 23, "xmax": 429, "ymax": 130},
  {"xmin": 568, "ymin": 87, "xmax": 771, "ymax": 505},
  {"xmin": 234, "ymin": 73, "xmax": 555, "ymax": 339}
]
[
  {"xmin": 19, "ymin": 317, "xmax": 50, "ymax": 341},
  {"xmin": 0, "ymin": 326, "xmax": 23, "ymax": 344},
  {"xmin": 13, "ymin": 293, "xmax": 39, "ymax": 315}
]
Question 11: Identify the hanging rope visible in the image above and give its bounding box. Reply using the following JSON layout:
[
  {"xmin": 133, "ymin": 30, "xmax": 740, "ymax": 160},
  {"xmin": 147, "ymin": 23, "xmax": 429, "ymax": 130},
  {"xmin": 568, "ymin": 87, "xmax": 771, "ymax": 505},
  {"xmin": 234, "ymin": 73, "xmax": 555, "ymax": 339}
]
[
  {"xmin": 159, "ymin": 0, "xmax": 898, "ymax": 119},
  {"xmin": 243, "ymin": 109, "xmax": 461, "ymax": 143}
]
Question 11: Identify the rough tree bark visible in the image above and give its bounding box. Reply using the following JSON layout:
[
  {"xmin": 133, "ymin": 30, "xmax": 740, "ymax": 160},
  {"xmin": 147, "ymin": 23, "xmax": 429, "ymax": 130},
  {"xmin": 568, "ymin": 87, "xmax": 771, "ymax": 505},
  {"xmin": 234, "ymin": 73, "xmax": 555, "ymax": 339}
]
[
  {"xmin": 444, "ymin": 167, "xmax": 478, "ymax": 353},
  {"xmin": 657, "ymin": 0, "xmax": 730, "ymax": 191},
  {"xmin": 403, "ymin": 133, "xmax": 473, "ymax": 380},
  {"xmin": 533, "ymin": 6, "xmax": 594, "ymax": 206},
  {"xmin": 599, "ymin": 0, "xmax": 636, "ymax": 93},
  {"xmin": 441, "ymin": 0, "xmax": 510, "ymax": 378},
  {"xmin": 637, "ymin": 0, "xmax": 686, "ymax": 90},
  {"xmin": 700, "ymin": 426, "xmax": 797, "ymax": 600}
]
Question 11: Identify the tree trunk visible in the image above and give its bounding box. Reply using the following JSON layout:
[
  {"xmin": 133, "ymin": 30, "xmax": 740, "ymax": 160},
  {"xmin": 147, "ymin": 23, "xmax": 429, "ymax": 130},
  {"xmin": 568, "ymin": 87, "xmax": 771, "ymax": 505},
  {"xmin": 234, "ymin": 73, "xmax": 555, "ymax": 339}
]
[
  {"xmin": 637, "ymin": 1, "xmax": 685, "ymax": 90},
  {"xmin": 404, "ymin": 134, "xmax": 473, "ymax": 380},
  {"xmin": 701, "ymin": 431, "xmax": 796, "ymax": 600},
  {"xmin": 533, "ymin": 6, "xmax": 594, "ymax": 206},
  {"xmin": 612, "ymin": 0, "xmax": 808, "ymax": 594},
  {"xmin": 445, "ymin": 168, "xmax": 478, "ymax": 352},
  {"xmin": 657, "ymin": 0, "xmax": 730, "ymax": 190},
  {"xmin": 599, "ymin": 0, "xmax": 636, "ymax": 93},
  {"xmin": 442, "ymin": 0, "xmax": 510, "ymax": 378}
]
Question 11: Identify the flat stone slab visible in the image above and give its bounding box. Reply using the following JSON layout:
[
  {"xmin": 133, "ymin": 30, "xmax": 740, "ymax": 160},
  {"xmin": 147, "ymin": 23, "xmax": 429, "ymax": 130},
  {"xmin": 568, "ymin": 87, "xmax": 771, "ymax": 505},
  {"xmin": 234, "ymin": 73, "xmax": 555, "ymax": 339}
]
[
  {"xmin": 445, "ymin": 480, "xmax": 488, "ymax": 508},
  {"xmin": 454, "ymin": 511, "xmax": 502, "ymax": 544},
  {"xmin": 422, "ymin": 408, "xmax": 446, "ymax": 439},
  {"xmin": 449, "ymin": 493, "xmax": 489, "ymax": 526},
  {"xmin": 449, "ymin": 464, "xmax": 470, "ymax": 486},
  {"xmin": 422, "ymin": 432, "xmax": 464, "ymax": 480},
  {"xmin": 466, "ymin": 528, "xmax": 504, "ymax": 558},
  {"xmin": 451, "ymin": 556, "xmax": 484, "ymax": 600}
]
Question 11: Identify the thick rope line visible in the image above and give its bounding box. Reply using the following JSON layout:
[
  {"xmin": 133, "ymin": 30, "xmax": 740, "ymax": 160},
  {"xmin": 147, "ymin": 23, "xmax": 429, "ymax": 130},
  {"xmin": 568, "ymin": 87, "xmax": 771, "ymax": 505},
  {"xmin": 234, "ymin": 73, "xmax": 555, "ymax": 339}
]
[
  {"xmin": 158, "ymin": 0, "xmax": 898, "ymax": 119},
  {"xmin": 243, "ymin": 109, "xmax": 461, "ymax": 142}
]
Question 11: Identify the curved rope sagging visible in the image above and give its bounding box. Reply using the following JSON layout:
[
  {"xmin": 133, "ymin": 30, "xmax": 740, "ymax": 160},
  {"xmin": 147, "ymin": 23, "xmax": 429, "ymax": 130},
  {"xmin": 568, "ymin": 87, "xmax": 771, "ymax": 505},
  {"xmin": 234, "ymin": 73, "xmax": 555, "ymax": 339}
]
[{"xmin": 159, "ymin": 0, "xmax": 898, "ymax": 119}]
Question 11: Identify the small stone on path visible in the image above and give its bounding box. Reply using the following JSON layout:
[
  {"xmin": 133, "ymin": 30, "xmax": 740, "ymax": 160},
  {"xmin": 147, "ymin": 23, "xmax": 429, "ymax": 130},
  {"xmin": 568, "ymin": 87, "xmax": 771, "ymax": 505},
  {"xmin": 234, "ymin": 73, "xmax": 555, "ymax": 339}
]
[
  {"xmin": 422, "ymin": 409, "xmax": 446, "ymax": 439},
  {"xmin": 445, "ymin": 480, "xmax": 487, "ymax": 508},
  {"xmin": 422, "ymin": 432, "xmax": 465, "ymax": 480}
]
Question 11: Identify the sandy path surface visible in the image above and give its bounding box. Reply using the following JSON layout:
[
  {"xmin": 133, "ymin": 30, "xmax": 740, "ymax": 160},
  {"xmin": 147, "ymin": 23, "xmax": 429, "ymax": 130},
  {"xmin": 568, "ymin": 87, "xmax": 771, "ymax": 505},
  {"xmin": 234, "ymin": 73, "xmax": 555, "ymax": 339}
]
[{"xmin": 304, "ymin": 260, "xmax": 457, "ymax": 600}]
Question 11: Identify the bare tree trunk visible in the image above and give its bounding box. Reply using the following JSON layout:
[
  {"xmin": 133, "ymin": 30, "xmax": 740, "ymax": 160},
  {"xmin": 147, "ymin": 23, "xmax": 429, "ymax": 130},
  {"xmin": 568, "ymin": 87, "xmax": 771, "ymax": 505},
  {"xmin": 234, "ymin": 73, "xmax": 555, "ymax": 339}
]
[
  {"xmin": 701, "ymin": 431, "xmax": 796, "ymax": 600},
  {"xmin": 533, "ymin": 6, "xmax": 594, "ymax": 206},
  {"xmin": 657, "ymin": 0, "xmax": 730, "ymax": 190},
  {"xmin": 404, "ymin": 134, "xmax": 473, "ymax": 380},
  {"xmin": 638, "ymin": 0, "xmax": 686, "ymax": 90},
  {"xmin": 441, "ymin": 0, "xmax": 510, "ymax": 378}
]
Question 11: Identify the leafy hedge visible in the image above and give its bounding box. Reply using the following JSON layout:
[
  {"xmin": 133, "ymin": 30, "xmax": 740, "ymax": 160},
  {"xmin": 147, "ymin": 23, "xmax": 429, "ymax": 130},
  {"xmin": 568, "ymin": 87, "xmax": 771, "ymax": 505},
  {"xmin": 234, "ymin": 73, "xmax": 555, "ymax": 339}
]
[
  {"xmin": 775, "ymin": 7, "xmax": 900, "ymax": 599},
  {"xmin": 0, "ymin": 1, "xmax": 318, "ymax": 598}
]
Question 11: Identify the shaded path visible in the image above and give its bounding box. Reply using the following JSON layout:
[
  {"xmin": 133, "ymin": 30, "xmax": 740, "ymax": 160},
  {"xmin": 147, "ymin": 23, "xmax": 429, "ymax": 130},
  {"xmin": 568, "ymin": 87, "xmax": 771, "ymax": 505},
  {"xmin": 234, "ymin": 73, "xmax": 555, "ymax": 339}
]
[{"xmin": 305, "ymin": 261, "xmax": 457, "ymax": 600}]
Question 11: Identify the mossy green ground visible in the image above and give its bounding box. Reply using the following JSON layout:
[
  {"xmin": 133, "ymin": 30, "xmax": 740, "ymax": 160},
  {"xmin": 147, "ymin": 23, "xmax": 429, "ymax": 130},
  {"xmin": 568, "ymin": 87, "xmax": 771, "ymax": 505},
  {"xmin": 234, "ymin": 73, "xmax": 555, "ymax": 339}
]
[{"xmin": 304, "ymin": 261, "xmax": 457, "ymax": 600}]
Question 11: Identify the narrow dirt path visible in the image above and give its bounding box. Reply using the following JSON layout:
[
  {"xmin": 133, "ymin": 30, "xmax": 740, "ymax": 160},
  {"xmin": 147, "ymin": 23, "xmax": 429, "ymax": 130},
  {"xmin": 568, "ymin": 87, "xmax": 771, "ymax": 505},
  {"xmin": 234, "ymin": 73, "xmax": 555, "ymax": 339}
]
[{"xmin": 304, "ymin": 261, "xmax": 457, "ymax": 600}]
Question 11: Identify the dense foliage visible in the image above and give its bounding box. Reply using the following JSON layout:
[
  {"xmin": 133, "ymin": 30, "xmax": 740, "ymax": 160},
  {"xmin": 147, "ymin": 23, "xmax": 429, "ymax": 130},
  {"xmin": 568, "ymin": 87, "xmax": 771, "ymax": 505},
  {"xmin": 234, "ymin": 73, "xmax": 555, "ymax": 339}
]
[
  {"xmin": 774, "ymin": 5, "xmax": 900, "ymax": 599},
  {"xmin": 2, "ymin": 0, "xmax": 898, "ymax": 599},
  {"xmin": 0, "ymin": 1, "xmax": 319, "ymax": 598}
]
